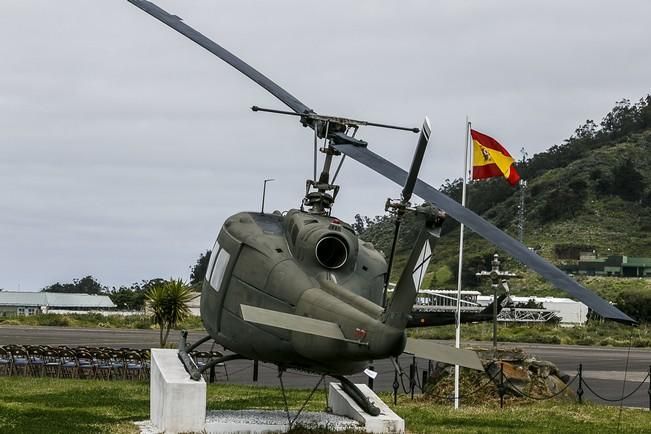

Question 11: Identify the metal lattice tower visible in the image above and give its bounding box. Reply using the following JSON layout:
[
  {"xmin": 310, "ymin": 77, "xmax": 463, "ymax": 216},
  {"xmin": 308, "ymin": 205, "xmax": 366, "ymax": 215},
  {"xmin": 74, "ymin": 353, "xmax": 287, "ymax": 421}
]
[
  {"xmin": 517, "ymin": 179, "xmax": 527, "ymax": 242},
  {"xmin": 517, "ymin": 147, "xmax": 528, "ymax": 243}
]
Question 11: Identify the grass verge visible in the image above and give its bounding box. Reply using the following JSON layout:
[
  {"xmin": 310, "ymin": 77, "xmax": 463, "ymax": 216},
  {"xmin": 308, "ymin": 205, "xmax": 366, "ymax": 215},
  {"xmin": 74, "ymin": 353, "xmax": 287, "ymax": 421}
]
[
  {"xmin": 0, "ymin": 377, "xmax": 649, "ymax": 433},
  {"xmin": 408, "ymin": 320, "xmax": 651, "ymax": 347},
  {"xmin": 0, "ymin": 313, "xmax": 203, "ymax": 330}
]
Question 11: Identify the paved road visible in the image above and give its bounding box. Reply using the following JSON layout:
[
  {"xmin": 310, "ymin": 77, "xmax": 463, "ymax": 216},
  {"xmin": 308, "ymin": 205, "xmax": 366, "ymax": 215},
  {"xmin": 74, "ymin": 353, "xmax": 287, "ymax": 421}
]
[{"xmin": 1, "ymin": 325, "xmax": 649, "ymax": 408}]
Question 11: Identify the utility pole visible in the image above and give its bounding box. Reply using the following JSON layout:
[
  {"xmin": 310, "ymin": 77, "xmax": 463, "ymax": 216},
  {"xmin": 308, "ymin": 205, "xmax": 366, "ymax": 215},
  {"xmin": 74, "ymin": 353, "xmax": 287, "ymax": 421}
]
[{"xmin": 476, "ymin": 254, "xmax": 518, "ymax": 354}]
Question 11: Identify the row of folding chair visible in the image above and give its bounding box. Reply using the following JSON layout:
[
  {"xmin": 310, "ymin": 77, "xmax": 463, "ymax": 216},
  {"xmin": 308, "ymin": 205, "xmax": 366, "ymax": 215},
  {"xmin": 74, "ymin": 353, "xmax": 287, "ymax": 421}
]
[
  {"xmin": 0, "ymin": 345, "xmax": 150, "ymax": 381},
  {"xmin": 190, "ymin": 350, "xmax": 229, "ymax": 381}
]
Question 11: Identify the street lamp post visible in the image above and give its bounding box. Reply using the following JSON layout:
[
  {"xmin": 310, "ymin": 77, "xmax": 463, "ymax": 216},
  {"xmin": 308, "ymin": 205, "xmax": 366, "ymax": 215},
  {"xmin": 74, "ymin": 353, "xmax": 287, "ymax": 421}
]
[{"xmin": 261, "ymin": 178, "xmax": 275, "ymax": 214}]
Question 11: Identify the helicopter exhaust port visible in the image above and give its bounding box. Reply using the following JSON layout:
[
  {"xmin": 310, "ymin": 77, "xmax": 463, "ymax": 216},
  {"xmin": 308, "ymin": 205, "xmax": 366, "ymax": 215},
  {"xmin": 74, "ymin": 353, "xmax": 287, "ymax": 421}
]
[{"xmin": 315, "ymin": 236, "xmax": 348, "ymax": 269}]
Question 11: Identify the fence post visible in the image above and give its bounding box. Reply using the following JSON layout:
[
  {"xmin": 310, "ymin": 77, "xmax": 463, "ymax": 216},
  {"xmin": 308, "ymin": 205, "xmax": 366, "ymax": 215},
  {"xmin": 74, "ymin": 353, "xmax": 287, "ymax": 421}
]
[
  {"xmin": 577, "ymin": 363, "xmax": 584, "ymax": 404},
  {"xmin": 368, "ymin": 365, "xmax": 374, "ymax": 390},
  {"xmin": 648, "ymin": 365, "xmax": 650, "ymax": 412},
  {"xmin": 253, "ymin": 360, "xmax": 259, "ymax": 382},
  {"xmin": 393, "ymin": 369, "xmax": 399, "ymax": 405},
  {"xmin": 209, "ymin": 365, "xmax": 215, "ymax": 383},
  {"xmin": 499, "ymin": 362, "xmax": 505, "ymax": 409},
  {"xmin": 410, "ymin": 356, "xmax": 416, "ymax": 399},
  {"xmin": 422, "ymin": 370, "xmax": 429, "ymax": 392}
]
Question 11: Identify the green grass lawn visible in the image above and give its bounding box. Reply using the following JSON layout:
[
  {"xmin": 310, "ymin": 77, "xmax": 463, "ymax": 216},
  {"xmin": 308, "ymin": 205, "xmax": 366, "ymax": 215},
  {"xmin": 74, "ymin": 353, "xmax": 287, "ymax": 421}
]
[
  {"xmin": 0, "ymin": 313, "xmax": 203, "ymax": 331},
  {"xmin": 0, "ymin": 377, "xmax": 649, "ymax": 433},
  {"xmin": 408, "ymin": 320, "xmax": 651, "ymax": 347}
]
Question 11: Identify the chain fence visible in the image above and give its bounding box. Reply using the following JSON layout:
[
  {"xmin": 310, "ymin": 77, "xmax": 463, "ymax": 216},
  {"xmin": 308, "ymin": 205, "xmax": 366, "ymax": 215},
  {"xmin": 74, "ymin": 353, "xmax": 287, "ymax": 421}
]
[
  {"xmin": 380, "ymin": 359, "xmax": 651, "ymax": 410},
  {"xmin": 2, "ymin": 344, "xmax": 649, "ymax": 410}
]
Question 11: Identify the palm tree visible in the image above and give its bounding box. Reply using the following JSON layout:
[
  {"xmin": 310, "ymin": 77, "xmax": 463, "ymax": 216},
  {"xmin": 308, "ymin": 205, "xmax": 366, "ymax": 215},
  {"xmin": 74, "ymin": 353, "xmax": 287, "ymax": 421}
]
[{"xmin": 145, "ymin": 279, "xmax": 194, "ymax": 347}]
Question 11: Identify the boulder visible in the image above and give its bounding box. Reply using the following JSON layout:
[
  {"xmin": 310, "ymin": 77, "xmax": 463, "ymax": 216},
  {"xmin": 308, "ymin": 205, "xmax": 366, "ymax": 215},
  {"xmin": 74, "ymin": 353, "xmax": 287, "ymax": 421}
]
[{"xmin": 423, "ymin": 346, "xmax": 575, "ymax": 403}]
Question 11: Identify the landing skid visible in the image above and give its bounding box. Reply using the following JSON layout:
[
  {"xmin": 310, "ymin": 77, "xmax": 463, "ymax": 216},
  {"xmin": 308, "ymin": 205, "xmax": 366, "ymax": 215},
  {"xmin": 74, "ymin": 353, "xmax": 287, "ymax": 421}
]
[
  {"xmin": 177, "ymin": 330, "xmax": 246, "ymax": 381},
  {"xmin": 333, "ymin": 375, "xmax": 381, "ymax": 416},
  {"xmin": 276, "ymin": 368, "xmax": 380, "ymax": 422}
]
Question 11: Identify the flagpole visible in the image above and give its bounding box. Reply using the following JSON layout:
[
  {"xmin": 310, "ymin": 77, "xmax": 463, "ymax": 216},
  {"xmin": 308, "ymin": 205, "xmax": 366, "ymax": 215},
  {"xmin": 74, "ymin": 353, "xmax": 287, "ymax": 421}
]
[{"xmin": 454, "ymin": 117, "xmax": 471, "ymax": 410}]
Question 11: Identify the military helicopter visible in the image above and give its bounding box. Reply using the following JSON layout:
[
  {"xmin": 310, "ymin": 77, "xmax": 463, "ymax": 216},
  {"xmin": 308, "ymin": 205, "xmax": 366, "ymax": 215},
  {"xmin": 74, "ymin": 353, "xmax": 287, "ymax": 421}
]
[{"xmin": 125, "ymin": 0, "xmax": 636, "ymax": 416}]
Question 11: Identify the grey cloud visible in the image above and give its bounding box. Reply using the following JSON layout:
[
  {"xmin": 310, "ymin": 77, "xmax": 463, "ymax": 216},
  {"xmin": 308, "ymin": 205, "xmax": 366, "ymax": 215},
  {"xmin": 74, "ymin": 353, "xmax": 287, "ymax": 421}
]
[{"xmin": 1, "ymin": 0, "xmax": 649, "ymax": 289}]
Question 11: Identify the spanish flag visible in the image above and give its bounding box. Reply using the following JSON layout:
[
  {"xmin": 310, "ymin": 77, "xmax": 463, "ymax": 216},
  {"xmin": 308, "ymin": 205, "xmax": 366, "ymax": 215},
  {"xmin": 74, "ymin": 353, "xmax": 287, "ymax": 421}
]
[{"xmin": 471, "ymin": 129, "xmax": 521, "ymax": 186}]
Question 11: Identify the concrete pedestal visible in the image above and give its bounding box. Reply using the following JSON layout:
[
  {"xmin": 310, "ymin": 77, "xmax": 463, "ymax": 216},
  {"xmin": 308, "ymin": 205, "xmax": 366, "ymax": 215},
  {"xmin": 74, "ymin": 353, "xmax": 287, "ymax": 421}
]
[
  {"xmin": 150, "ymin": 348, "xmax": 206, "ymax": 433},
  {"xmin": 328, "ymin": 383, "xmax": 404, "ymax": 434}
]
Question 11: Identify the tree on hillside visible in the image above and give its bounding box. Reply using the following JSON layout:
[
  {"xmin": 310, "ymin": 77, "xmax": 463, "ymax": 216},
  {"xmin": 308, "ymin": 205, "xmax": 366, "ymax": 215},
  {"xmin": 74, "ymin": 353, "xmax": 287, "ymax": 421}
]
[
  {"xmin": 352, "ymin": 214, "xmax": 366, "ymax": 233},
  {"xmin": 595, "ymin": 158, "xmax": 645, "ymax": 202},
  {"xmin": 190, "ymin": 250, "xmax": 211, "ymax": 287},
  {"xmin": 42, "ymin": 276, "xmax": 106, "ymax": 294},
  {"xmin": 609, "ymin": 158, "xmax": 645, "ymax": 202},
  {"xmin": 146, "ymin": 279, "xmax": 194, "ymax": 347}
]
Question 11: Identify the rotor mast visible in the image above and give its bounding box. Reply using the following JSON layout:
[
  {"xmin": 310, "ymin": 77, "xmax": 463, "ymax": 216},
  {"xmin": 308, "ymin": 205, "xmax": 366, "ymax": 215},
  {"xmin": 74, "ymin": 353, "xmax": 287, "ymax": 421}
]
[
  {"xmin": 250, "ymin": 107, "xmax": 420, "ymax": 215},
  {"xmin": 303, "ymin": 137, "xmax": 341, "ymax": 215}
]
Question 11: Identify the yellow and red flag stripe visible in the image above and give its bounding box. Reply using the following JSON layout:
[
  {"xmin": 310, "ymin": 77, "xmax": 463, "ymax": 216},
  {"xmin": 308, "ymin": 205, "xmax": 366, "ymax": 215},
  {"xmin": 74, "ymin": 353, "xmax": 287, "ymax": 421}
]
[{"xmin": 471, "ymin": 129, "xmax": 521, "ymax": 186}]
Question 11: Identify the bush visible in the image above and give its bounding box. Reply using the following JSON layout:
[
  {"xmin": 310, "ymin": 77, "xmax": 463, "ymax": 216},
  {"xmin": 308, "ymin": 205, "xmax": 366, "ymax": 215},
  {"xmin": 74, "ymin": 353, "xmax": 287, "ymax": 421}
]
[
  {"xmin": 614, "ymin": 289, "xmax": 651, "ymax": 322},
  {"xmin": 36, "ymin": 315, "xmax": 71, "ymax": 327}
]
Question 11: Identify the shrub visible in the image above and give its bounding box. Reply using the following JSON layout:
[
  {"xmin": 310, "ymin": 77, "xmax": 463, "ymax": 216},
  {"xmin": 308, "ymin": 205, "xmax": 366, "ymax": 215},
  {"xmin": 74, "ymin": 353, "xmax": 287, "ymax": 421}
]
[{"xmin": 614, "ymin": 289, "xmax": 651, "ymax": 322}]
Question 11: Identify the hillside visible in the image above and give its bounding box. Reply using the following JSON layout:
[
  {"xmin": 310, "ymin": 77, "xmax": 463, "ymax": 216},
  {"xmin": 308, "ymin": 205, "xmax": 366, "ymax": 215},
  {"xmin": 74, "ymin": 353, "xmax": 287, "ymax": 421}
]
[{"xmin": 356, "ymin": 96, "xmax": 651, "ymax": 300}]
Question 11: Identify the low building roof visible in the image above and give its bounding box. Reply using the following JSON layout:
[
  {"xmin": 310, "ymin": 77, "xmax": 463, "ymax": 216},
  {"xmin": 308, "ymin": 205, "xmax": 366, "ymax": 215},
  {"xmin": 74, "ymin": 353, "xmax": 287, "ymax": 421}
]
[
  {"xmin": 0, "ymin": 292, "xmax": 115, "ymax": 308},
  {"xmin": 622, "ymin": 257, "xmax": 651, "ymax": 267},
  {"xmin": 0, "ymin": 292, "xmax": 44, "ymax": 307}
]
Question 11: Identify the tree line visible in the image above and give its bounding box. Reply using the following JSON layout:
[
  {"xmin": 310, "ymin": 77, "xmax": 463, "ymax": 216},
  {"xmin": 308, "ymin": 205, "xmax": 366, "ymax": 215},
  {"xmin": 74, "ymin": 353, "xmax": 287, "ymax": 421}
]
[{"xmin": 41, "ymin": 250, "xmax": 212, "ymax": 312}]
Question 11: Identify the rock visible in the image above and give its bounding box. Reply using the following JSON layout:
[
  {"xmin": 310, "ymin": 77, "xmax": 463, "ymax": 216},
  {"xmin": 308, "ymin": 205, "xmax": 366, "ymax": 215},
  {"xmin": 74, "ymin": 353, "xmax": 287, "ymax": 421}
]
[
  {"xmin": 424, "ymin": 346, "xmax": 575, "ymax": 403},
  {"xmin": 528, "ymin": 359, "xmax": 560, "ymax": 378}
]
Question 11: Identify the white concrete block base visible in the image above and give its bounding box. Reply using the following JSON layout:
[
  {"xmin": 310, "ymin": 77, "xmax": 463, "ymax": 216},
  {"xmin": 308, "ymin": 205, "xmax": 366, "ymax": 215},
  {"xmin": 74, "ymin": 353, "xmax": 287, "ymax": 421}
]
[
  {"xmin": 150, "ymin": 348, "xmax": 206, "ymax": 433},
  {"xmin": 328, "ymin": 383, "xmax": 404, "ymax": 434}
]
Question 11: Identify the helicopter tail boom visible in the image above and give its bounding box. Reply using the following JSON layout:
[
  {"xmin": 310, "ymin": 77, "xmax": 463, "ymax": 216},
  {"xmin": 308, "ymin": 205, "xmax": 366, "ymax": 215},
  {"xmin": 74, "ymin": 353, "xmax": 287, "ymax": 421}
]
[{"xmin": 240, "ymin": 304, "xmax": 483, "ymax": 370}]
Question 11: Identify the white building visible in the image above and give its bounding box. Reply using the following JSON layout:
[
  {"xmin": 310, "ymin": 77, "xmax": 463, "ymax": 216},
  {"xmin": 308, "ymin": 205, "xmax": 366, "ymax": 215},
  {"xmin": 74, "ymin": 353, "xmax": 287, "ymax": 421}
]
[
  {"xmin": 477, "ymin": 295, "xmax": 588, "ymax": 325},
  {"xmin": 188, "ymin": 293, "xmax": 201, "ymax": 316},
  {"xmin": 0, "ymin": 291, "xmax": 116, "ymax": 316}
]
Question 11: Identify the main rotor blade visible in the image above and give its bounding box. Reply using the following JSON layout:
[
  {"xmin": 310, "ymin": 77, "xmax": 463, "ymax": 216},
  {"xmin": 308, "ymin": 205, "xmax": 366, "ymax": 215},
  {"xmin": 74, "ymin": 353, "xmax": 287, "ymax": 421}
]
[
  {"xmin": 332, "ymin": 143, "xmax": 636, "ymax": 325},
  {"xmin": 404, "ymin": 338, "xmax": 484, "ymax": 371},
  {"xmin": 126, "ymin": 0, "xmax": 313, "ymax": 115}
]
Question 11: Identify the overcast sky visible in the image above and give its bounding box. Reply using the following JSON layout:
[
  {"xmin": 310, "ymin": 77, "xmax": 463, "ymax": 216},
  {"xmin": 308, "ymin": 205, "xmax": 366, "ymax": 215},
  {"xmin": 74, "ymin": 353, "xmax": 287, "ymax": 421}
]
[{"xmin": 1, "ymin": 0, "xmax": 650, "ymax": 291}]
